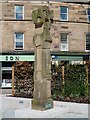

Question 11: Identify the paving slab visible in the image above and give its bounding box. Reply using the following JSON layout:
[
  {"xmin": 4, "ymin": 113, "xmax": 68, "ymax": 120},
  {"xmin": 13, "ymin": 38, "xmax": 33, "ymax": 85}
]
[
  {"xmin": 54, "ymin": 101, "xmax": 88, "ymax": 115},
  {"xmin": 15, "ymin": 106, "xmax": 69, "ymax": 118},
  {"xmin": 0, "ymin": 95, "xmax": 89, "ymax": 119},
  {"xmin": 2, "ymin": 109, "xmax": 15, "ymax": 118},
  {"xmin": 55, "ymin": 113, "xmax": 88, "ymax": 118}
]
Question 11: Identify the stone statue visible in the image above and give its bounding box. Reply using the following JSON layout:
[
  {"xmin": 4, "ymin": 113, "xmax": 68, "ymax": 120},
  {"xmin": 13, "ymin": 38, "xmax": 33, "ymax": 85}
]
[{"xmin": 32, "ymin": 6, "xmax": 54, "ymax": 110}]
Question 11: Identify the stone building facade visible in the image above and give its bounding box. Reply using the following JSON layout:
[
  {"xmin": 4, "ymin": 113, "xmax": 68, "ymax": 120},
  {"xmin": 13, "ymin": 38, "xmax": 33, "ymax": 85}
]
[{"xmin": 0, "ymin": 1, "xmax": 90, "ymax": 88}]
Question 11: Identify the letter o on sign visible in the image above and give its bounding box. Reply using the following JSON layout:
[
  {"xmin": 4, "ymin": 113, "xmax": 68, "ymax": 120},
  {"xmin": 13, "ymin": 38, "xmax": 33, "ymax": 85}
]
[{"xmin": 10, "ymin": 56, "xmax": 13, "ymax": 61}]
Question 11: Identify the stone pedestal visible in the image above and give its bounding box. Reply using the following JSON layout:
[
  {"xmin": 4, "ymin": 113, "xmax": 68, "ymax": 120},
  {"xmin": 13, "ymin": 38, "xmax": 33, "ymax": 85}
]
[
  {"xmin": 31, "ymin": 6, "xmax": 53, "ymax": 110},
  {"xmin": 0, "ymin": 62, "xmax": 2, "ymax": 88},
  {"xmin": 32, "ymin": 79, "xmax": 53, "ymax": 110},
  {"xmin": 32, "ymin": 45, "xmax": 53, "ymax": 110},
  {"xmin": 32, "ymin": 98, "xmax": 53, "ymax": 111}
]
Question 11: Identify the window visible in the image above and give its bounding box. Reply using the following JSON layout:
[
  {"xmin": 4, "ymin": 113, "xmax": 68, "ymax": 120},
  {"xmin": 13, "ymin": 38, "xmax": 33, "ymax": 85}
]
[
  {"xmin": 86, "ymin": 34, "xmax": 90, "ymax": 51},
  {"xmin": 60, "ymin": 6, "xmax": 68, "ymax": 21},
  {"xmin": 60, "ymin": 33, "xmax": 68, "ymax": 51},
  {"xmin": 15, "ymin": 33, "xmax": 24, "ymax": 50},
  {"xmin": 87, "ymin": 8, "xmax": 90, "ymax": 22},
  {"xmin": 15, "ymin": 5, "xmax": 24, "ymax": 20},
  {"xmin": 88, "ymin": 64, "xmax": 90, "ymax": 84},
  {"xmin": 2, "ymin": 62, "xmax": 12, "ymax": 88}
]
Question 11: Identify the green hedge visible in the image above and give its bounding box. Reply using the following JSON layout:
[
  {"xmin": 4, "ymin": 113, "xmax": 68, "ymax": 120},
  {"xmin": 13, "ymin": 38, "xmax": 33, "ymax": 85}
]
[
  {"xmin": 14, "ymin": 62, "xmax": 89, "ymax": 100},
  {"xmin": 64, "ymin": 64, "xmax": 87, "ymax": 98},
  {"xmin": 51, "ymin": 64, "xmax": 88, "ymax": 100}
]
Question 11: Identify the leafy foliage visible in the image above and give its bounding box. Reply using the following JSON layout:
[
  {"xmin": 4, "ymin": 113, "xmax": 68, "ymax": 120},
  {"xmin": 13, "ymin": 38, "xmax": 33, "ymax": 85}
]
[
  {"xmin": 51, "ymin": 64, "xmax": 89, "ymax": 103},
  {"xmin": 14, "ymin": 61, "xmax": 89, "ymax": 103},
  {"xmin": 14, "ymin": 61, "xmax": 34, "ymax": 97},
  {"xmin": 64, "ymin": 64, "xmax": 87, "ymax": 97}
]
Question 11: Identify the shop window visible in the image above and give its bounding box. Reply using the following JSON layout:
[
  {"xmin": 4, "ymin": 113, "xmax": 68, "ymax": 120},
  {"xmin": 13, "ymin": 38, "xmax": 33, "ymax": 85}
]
[
  {"xmin": 88, "ymin": 63, "xmax": 90, "ymax": 84},
  {"xmin": 2, "ymin": 71, "xmax": 12, "ymax": 88},
  {"xmin": 60, "ymin": 33, "xmax": 68, "ymax": 51},
  {"xmin": 2, "ymin": 62, "xmax": 12, "ymax": 67},
  {"xmin": 15, "ymin": 5, "xmax": 24, "ymax": 20},
  {"xmin": 60, "ymin": 6, "xmax": 68, "ymax": 21},
  {"xmin": 2, "ymin": 62, "xmax": 12, "ymax": 88},
  {"xmin": 14, "ymin": 32, "xmax": 24, "ymax": 50},
  {"xmin": 86, "ymin": 34, "xmax": 90, "ymax": 51},
  {"xmin": 87, "ymin": 8, "xmax": 90, "ymax": 22}
]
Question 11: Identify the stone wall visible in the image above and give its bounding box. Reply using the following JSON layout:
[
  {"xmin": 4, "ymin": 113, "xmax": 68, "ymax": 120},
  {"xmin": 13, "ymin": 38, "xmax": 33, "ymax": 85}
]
[
  {"xmin": 0, "ymin": 1, "xmax": 90, "ymax": 53},
  {"xmin": 1, "ymin": 2, "xmax": 89, "ymax": 22},
  {"xmin": 1, "ymin": 21, "xmax": 35, "ymax": 52},
  {"xmin": 1, "ymin": 20, "xmax": 89, "ymax": 52}
]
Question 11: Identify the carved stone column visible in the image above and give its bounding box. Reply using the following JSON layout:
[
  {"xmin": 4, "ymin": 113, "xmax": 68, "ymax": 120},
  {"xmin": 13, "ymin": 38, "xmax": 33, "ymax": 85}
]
[
  {"xmin": 0, "ymin": 62, "xmax": 2, "ymax": 88},
  {"xmin": 31, "ymin": 6, "xmax": 53, "ymax": 110}
]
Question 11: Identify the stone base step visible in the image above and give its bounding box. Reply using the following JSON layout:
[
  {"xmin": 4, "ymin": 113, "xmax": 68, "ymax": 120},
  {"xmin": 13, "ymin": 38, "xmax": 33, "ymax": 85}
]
[
  {"xmin": 15, "ymin": 106, "xmax": 69, "ymax": 118},
  {"xmin": 2, "ymin": 109, "xmax": 15, "ymax": 118}
]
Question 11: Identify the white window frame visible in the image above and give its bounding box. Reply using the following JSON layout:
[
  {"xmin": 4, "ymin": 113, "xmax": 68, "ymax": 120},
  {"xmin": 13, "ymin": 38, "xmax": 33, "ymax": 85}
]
[
  {"xmin": 87, "ymin": 8, "xmax": 90, "ymax": 22},
  {"xmin": 15, "ymin": 5, "xmax": 24, "ymax": 20},
  {"xmin": 86, "ymin": 34, "xmax": 90, "ymax": 52},
  {"xmin": 14, "ymin": 32, "xmax": 24, "ymax": 50},
  {"xmin": 60, "ymin": 6, "xmax": 68, "ymax": 21},
  {"xmin": 60, "ymin": 33, "xmax": 68, "ymax": 51}
]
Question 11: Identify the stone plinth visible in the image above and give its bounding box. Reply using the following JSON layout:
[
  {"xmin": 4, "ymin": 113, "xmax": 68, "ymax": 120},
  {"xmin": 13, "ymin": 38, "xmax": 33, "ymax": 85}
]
[{"xmin": 32, "ymin": 98, "xmax": 53, "ymax": 111}]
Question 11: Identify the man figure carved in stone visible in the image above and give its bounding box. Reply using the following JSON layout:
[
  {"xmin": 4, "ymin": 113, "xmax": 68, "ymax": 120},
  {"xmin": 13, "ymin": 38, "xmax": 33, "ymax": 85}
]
[{"xmin": 32, "ymin": 6, "xmax": 54, "ymax": 110}]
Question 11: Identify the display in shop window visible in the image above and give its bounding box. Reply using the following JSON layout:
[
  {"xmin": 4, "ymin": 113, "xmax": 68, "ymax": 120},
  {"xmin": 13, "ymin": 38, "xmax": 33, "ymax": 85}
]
[{"xmin": 2, "ymin": 79, "xmax": 12, "ymax": 87}]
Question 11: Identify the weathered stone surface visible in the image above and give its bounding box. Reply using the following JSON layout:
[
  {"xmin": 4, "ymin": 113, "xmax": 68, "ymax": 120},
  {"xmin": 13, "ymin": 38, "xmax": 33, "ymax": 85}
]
[
  {"xmin": 0, "ymin": 63, "xmax": 2, "ymax": 88},
  {"xmin": 32, "ymin": 6, "xmax": 53, "ymax": 110},
  {"xmin": 0, "ymin": 2, "xmax": 90, "ymax": 53}
]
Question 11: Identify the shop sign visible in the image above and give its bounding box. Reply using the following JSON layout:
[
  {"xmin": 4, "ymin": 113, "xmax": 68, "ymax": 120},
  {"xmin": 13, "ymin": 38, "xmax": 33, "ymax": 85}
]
[
  {"xmin": 0, "ymin": 55, "xmax": 35, "ymax": 61},
  {"xmin": 5, "ymin": 56, "xmax": 19, "ymax": 61},
  {"xmin": 52, "ymin": 56, "xmax": 83, "ymax": 61}
]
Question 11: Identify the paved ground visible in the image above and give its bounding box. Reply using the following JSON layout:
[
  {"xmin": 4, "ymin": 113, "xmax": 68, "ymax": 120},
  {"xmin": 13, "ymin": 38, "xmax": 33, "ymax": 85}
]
[
  {"xmin": 0, "ymin": 94, "xmax": 2, "ymax": 120},
  {"xmin": 0, "ymin": 94, "xmax": 89, "ymax": 119},
  {"xmin": 0, "ymin": 89, "xmax": 12, "ymax": 94},
  {"xmin": 55, "ymin": 113, "xmax": 88, "ymax": 118}
]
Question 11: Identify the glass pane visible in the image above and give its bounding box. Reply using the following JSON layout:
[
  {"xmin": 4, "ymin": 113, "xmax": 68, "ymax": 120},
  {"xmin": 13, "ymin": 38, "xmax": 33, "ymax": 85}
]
[
  {"xmin": 60, "ymin": 14, "xmax": 67, "ymax": 20},
  {"xmin": 86, "ymin": 44, "xmax": 90, "ymax": 50},
  {"xmin": 61, "ymin": 33, "xmax": 67, "ymax": 40},
  {"xmin": 60, "ymin": 6, "xmax": 67, "ymax": 13},
  {"xmin": 61, "ymin": 41, "xmax": 67, "ymax": 44},
  {"xmin": 2, "ymin": 62, "xmax": 12, "ymax": 67},
  {"xmin": 15, "ymin": 33, "xmax": 23, "ymax": 39},
  {"xmin": 16, "ymin": 42, "xmax": 23, "ymax": 48},
  {"xmin": 88, "ymin": 16, "xmax": 90, "ymax": 22},
  {"xmin": 15, "ymin": 6, "xmax": 23, "ymax": 13},
  {"xmin": 2, "ymin": 72, "xmax": 12, "ymax": 79},
  {"xmin": 61, "ymin": 44, "xmax": 68, "ymax": 51},
  {"xmin": 86, "ymin": 34, "xmax": 90, "ymax": 50},
  {"xmin": 16, "ymin": 13, "xmax": 23, "ymax": 19},
  {"xmin": 16, "ymin": 39, "xmax": 23, "ymax": 42},
  {"xmin": 86, "ymin": 35, "xmax": 90, "ymax": 40},
  {"xmin": 88, "ymin": 8, "xmax": 90, "ymax": 15}
]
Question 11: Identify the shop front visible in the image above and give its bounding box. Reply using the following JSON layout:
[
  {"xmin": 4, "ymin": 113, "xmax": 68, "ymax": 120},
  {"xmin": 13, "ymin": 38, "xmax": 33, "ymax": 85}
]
[
  {"xmin": 51, "ymin": 55, "xmax": 84, "ymax": 65},
  {"xmin": 0, "ymin": 55, "xmax": 34, "ymax": 88},
  {"xmin": 0, "ymin": 53, "xmax": 89, "ymax": 89}
]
